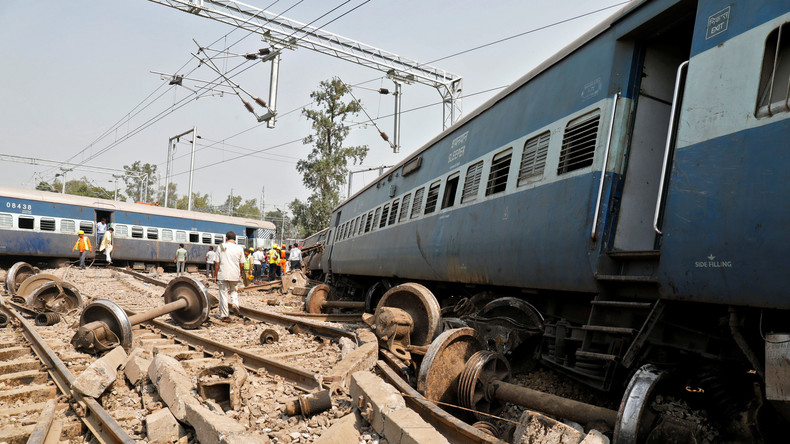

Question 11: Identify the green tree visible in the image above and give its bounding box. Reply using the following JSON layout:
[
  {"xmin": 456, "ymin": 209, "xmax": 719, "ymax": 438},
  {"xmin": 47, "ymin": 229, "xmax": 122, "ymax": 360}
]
[
  {"xmin": 157, "ymin": 182, "xmax": 179, "ymax": 207},
  {"xmin": 223, "ymin": 194, "xmax": 242, "ymax": 216},
  {"xmin": 36, "ymin": 181, "xmax": 57, "ymax": 192},
  {"xmin": 289, "ymin": 78, "xmax": 368, "ymax": 235},
  {"xmin": 174, "ymin": 192, "xmax": 212, "ymax": 212},
  {"xmin": 61, "ymin": 177, "xmax": 116, "ymax": 200},
  {"xmin": 123, "ymin": 161, "xmax": 157, "ymax": 202},
  {"xmin": 236, "ymin": 198, "xmax": 261, "ymax": 219}
]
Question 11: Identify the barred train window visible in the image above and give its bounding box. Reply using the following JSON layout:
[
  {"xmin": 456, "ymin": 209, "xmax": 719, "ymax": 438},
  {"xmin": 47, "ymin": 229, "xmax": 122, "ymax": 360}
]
[
  {"xmin": 365, "ymin": 211, "xmax": 373, "ymax": 233},
  {"xmin": 114, "ymin": 224, "xmax": 128, "ymax": 237},
  {"xmin": 0, "ymin": 213, "xmax": 12, "ymax": 228},
  {"xmin": 147, "ymin": 228, "xmax": 159, "ymax": 240},
  {"xmin": 380, "ymin": 205, "xmax": 390, "ymax": 228},
  {"xmin": 131, "ymin": 226, "xmax": 144, "ymax": 239},
  {"xmin": 202, "ymin": 233, "xmax": 212, "ymax": 244},
  {"xmin": 519, "ymin": 132, "xmax": 550, "ymax": 185},
  {"xmin": 558, "ymin": 112, "xmax": 600, "ymax": 175},
  {"xmin": 424, "ymin": 181, "xmax": 441, "ymax": 214},
  {"xmin": 61, "ymin": 219, "xmax": 76, "ymax": 233},
  {"xmin": 461, "ymin": 161, "xmax": 484, "ymax": 203},
  {"xmin": 189, "ymin": 232, "xmax": 199, "ymax": 243},
  {"xmin": 162, "ymin": 229, "xmax": 174, "ymax": 241},
  {"xmin": 442, "ymin": 173, "xmax": 460, "ymax": 209},
  {"xmin": 358, "ymin": 216, "xmax": 365, "ymax": 235},
  {"xmin": 373, "ymin": 207, "xmax": 382, "ymax": 230},
  {"xmin": 757, "ymin": 23, "xmax": 790, "ymax": 117},
  {"xmin": 40, "ymin": 218, "xmax": 56, "ymax": 231},
  {"xmin": 486, "ymin": 148, "xmax": 512, "ymax": 196},
  {"xmin": 399, "ymin": 194, "xmax": 411, "ymax": 222},
  {"xmin": 176, "ymin": 231, "xmax": 187, "ymax": 242},
  {"xmin": 79, "ymin": 221, "xmax": 94, "ymax": 235},
  {"xmin": 214, "ymin": 234, "xmax": 223, "ymax": 244},
  {"xmin": 411, "ymin": 188, "xmax": 425, "ymax": 219},
  {"xmin": 389, "ymin": 199, "xmax": 400, "ymax": 225}
]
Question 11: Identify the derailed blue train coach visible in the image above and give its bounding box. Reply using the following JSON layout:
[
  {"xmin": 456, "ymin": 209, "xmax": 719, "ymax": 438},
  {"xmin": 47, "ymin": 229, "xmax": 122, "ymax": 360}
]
[
  {"xmin": 0, "ymin": 187, "xmax": 275, "ymax": 265},
  {"xmin": 318, "ymin": 0, "xmax": 790, "ymax": 439}
]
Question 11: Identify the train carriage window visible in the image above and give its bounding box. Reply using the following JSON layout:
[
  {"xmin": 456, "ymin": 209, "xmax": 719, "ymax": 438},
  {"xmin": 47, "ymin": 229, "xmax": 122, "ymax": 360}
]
[
  {"xmin": 424, "ymin": 181, "xmax": 441, "ymax": 214},
  {"xmin": 214, "ymin": 234, "xmax": 223, "ymax": 244},
  {"xmin": 340, "ymin": 223, "xmax": 347, "ymax": 241},
  {"xmin": 364, "ymin": 211, "xmax": 374, "ymax": 233},
  {"xmin": 147, "ymin": 228, "xmax": 159, "ymax": 240},
  {"xmin": 485, "ymin": 148, "xmax": 513, "ymax": 196},
  {"xmin": 79, "ymin": 221, "xmax": 94, "ymax": 235},
  {"xmin": 114, "ymin": 224, "xmax": 128, "ymax": 237},
  {"xmin": 18, "ymin": 216, "xmax": 34, "ymax": 230},
  {"xmin": 162, "ymin": 229, "xmax": 174, "ymax": 241},
  {"xmin": 399, "ymin": 194, "xmax": 411, "ymax": 222},
  {"xmin": 558, "ymin": 112, "xmax": 600, "ymax": 175},
  {"xmin": 411, "ymin": 188, "xmax": 425, "ymax": 219},
  {"xmin": 202, "ymin": 233, "xmax": 212, "ymax": 244},
  {"xmin": 176, "ymin": 231, "xmax": 187, "ymax": 242},
  {"xmin": 441, "ymin": 173, "xmax": 460, "ymax": 209},
  {"xmin": 389, "ymin": 199, "xmax": 400, "ymax": 225},
  {"xmin": 351, "ymin": 218, "xmax": 358, "ymax": 237},
  {"xmin": 189, "ymin": 232, "xmax": 199, "ymax": 243},
  {"xmin": 380, "ymin": 205, "xmax": 390, "ymax": 228},
  {"xmin": 237, "ymin": 236, "xmax": 247, "ymax": 247},
  {"xmin": 40, "ymin": 218, "xmax": 56, "ymax": 231},
  {"xmin": 358, "ymin": 215, "xmax": 365, "ymax": 235},
  {"xmin": 0, "ymin": 213, "xmax": 12, "ymax": 228},
  {"xmin": 519, "ymin": 132, "xmax": 550, "ymax": 185},
  {"xmin": 60, "ymin": 219, "xmax": 76, "ymax": 233},
  {"xmin": 131, "ymin": 226, "xmax": 144, "ymax": 239},
  {"xmin": 373, "ymin": 208, "xmax": 382, "ymax": 230},
  {"xmin": 461, "ymin": 161, "xmax": 484, "ymax": 203},
  {"xmin": 757, "ymin": 23, "xmax": 790, "ymax": 116}
]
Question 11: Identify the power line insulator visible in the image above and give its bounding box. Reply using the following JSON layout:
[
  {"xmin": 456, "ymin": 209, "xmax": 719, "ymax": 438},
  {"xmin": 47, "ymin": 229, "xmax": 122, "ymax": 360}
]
[
  {"xmin": 243, "ymin": 101, "xmax": 255, "ymax": 113},
  {"xmin": 259, "ymin": 48, "xmax": 271, "ymax": 56},
  {"xmin": 254, "ymin": 97, "xmax": 267, "ymax": 107},
  {"xmin": 378, "ymin": 88, "xmax": 390, "ymax": 95},
  {"xmin": 379, "ymin": 131, "xmax": 389, "ymax": 142},
  {"xmin": 245, "ymin": 53, "xmax": 258, "ymax": 60}
]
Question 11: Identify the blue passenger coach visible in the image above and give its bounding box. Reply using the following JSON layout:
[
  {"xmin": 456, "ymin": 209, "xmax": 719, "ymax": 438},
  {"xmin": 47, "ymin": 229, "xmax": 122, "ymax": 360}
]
[
  {"xmin": 315, "ymin": 0, "xmax": 790, "ymax": 439},
  {"xmin": 0, "ymin": 187, "xmax": 275, "ymax": 266}
]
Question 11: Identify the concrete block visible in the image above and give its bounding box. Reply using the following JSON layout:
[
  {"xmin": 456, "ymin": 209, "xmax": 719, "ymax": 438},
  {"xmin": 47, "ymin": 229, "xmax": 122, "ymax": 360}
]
[
  {"xmin": 355, "ymin": 328, "xmax": 378, "ymax": 345},
  {"xmin": 148, "ymin": 354, "xmax": 199, "ymax": 422},
  {"xmin": 185, "ymin": 401, "xmax": 267, "ymax": 444},
  {"xmin": 314, "ymin": 411, "xmax": 363, "ymax": 444},
  {"xmin": 580, "ymin": 429, "xmax": 610, "ymax": 444},
  {"xmin": 122, "ymin": 348, "xmax": 152, "ymax": 386},
  {"xmin": 146, "ymin": 407, "xmax": 186, "ymax": 443},
  {"xmin": 71, "ymin": 346, "xmax": 127, "ymax": 398},
  {"xmin": 328, "ymin": 342, "xmax": 378, "ymax": 391},
  {"xmin": 513, "ymin": 410, "xmax": 584, "ymax": 444},
  {"xmin": 349, "ymin": 371, "xmax": 406, "ymax": 434},
  {"xmin": 384, "ymin": 406, "xmax": 449, "ymax": 444}
]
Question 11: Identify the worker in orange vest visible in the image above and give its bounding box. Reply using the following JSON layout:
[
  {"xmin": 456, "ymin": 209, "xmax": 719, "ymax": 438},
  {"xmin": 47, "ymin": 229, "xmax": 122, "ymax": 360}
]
[
  {"xmin": 280, "ymin": 243, "xmax": 287, "ymax": 275},
  {"xmin": 72, "ymin": 230, "xmax": 92, "ymax": 270}
]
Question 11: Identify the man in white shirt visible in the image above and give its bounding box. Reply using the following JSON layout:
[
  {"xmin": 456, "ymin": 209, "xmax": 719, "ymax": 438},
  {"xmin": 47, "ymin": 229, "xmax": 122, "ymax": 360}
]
[
  {"xmin": 214, "ymin": 231, "xmax": 245, "ymax": 322},
  {"xmin": 288, "ymin": 243, "xmax": 303, "ymax": 270},
  {"xmin": 205, "ymin": 246, "xmax": 217, "ymax": 279},
  {"xmin": 252, "ymin": 247, "xmax": 265, "ymax": 282}
]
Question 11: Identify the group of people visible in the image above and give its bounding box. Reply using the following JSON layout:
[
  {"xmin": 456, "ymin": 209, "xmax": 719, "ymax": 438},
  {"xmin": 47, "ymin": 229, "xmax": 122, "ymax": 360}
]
[
  {"xmin": 209, "ymin": 231, "xmax": 302, "ymax": 323},
  {"xmin": 72, "ymin": 218, "xmax": 114, "ymax": 269}
]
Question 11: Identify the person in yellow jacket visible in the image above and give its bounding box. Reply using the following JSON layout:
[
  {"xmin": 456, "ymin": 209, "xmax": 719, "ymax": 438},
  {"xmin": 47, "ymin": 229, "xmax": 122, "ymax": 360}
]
[
  {"xmin": 267, "ymin": 244, "xmax": 279, "ymax": 281},
  {"xmin": 242, "ymin": 248, "xmax": 254, "ymax": 286},
  {"xmin": 72, "ymin": 230, "xmax": 92, "ymax": 270}
]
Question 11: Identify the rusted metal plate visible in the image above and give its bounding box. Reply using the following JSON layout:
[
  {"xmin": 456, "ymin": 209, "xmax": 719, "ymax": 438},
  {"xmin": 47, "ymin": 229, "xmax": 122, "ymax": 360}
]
[{"xmin": 15, "ymin": 274, "xmax": 61, "ymax": 298}]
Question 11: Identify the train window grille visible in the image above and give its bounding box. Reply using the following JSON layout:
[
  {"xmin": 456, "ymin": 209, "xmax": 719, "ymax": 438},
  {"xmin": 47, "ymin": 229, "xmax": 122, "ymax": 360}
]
[
  {"xmin": 756, "ymin": 23, "xmax": 790, "ymax": 117},
  {"xmin": 557, "ymin": 112, "xmax": 600, "ymax": 175},
  {"xmin": 442, "ymin": 173, "xmax": 460, "ymax": 209},
  {"xmin": 79, "ymin": 221, "xmax": 94, "ymax": 235},
  {"xmin": 346, "ymin": 221, "xmax": 352, "ymax": 238},
  {"xmin": 0, "ymin": 213, "xmax": 12, "ymax": 228},
  {"xmin": 214, "ymin": 234, "xmax": 223, "ymax": 244},
  {"xmin": 202, "ymin": 233, "xmax": 212, "ymax": 244},
  {"xmin": 176, "ymin": 231, "xmax": 187, "ymax": 242},
  {"xmin": 389, "ymin": 199, "xmax": 400, "ymax": 225},
  {"xmin": 461, "ymin": 161, "xmax": 484, "ymax": 203},
  {"xmin": 424, "ymin": 182, "xmax": 441, "ymax": 214},
  {"xmin": 349, "ymin": 219, "xmax": 356, "ymax": 238},
  {"xmin": 341, "ymin": 223, "xmax": 348, "ymax": 241},
  {"xmin": 373, "ymin": 207, "xmax": 382, "ymax": 230},
  {"xmin": 380, "ymin": 205, "xmax": 390, "ymax": 228},
  {"xmin": 113, "ymin": 224, "xmax": 128, "ymax": 237},
  {"xmin": 189, "ymin": 232, "xmax": 199, "ymax": 243},
  {"xmin": 61, "ymin": 219, "xmax": 76, "ymax": 233},
  {"xmin": 411, "ymin": 188, "xmax": 425, "ymax": 219},
  {"xmin": 147, "ymin": 228, "xmax": 159, "ymax": 240},
  {"xmin": 162, "ymin": 229, "xmax": 174, "ymax": 241},
  {"xmin": 18, "ymin": 216, "xmax": 34, "ymax": 230},
  {"xmin": 40, "ymin": 218, "xmax": 56, "ymax": 231},
  {"xmin": 365, "ymin": 211, "xmax": 374, "ymax": 233},
  {"xmin": 518, "ymin": 132, "xmax": 550, "ymax": 185},
  {"xmin": 357, "ymin": 216, "xmax": 365, "ymax": 235},
  {"xmin": 485, "ymin": 148, "xmax": 513, "ymax": 196},
  {"xmin": 238, "ymin": 236, "xmax": 247, "ymax": 247},
  {"xmin": 399, "ymin": 194, "xmax": 411, "ymax": 222},
  {"xmin": 131, "ymin": 226, "xmax": 144, "ymax": 239}
]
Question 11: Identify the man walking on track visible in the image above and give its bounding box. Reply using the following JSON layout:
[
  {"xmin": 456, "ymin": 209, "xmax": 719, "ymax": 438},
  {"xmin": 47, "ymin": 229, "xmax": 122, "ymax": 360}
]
[
  {"xmin": 215, "ymin": 231, "xmax": 245, "ymax": 323},
  {"xmin": 174, "ymin": 244, "xmax": 188, "ymax": 277},
  {"xmin": 72, "ymin": 230, "xmax": 92, "ymax": 270}
]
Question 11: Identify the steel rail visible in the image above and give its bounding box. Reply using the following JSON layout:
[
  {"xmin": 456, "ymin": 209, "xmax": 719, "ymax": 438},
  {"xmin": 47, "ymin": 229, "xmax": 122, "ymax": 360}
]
[
  {"xmin": 276, "ymin": 312, "xmax": 362, "ymax": 323},
  {"xmin": 0, "ymin": 300, "xmax": 135, "ymax": 444},
  {"xmin": 123, "ymin": 308, "xmax": 320, "ymax": 391}
]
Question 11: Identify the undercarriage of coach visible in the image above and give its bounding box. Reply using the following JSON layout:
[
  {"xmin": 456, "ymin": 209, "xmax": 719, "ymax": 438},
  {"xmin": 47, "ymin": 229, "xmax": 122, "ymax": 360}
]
[{"xmin": 313, "ymin": 277, "xmax": 788, "ymax": 443}]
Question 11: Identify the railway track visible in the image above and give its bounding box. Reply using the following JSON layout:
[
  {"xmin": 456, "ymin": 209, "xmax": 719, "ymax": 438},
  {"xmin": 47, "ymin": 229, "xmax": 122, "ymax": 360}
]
[{"xmin": 0, "ymin": 299, "xmax": 134, "ymax": 444}]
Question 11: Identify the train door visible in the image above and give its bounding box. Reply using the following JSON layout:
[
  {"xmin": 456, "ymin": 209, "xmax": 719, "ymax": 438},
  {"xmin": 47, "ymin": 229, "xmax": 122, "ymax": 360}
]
[
  {"xmin": 95, "ymin": 209, "xmax": 113, "ymax": 246},
  {"xmin": 612, "ymin": 14, "xmax": 695, "ymax": 251}
]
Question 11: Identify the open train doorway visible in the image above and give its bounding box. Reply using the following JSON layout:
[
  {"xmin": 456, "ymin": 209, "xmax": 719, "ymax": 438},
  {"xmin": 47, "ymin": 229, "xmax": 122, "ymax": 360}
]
[
  {"xmin": 612, "ymin": 8, "xmax": 695, "ymax": 252},
  {"xmin": 95, "ymin": 209, "xmax": 113, "ymax": 246}
]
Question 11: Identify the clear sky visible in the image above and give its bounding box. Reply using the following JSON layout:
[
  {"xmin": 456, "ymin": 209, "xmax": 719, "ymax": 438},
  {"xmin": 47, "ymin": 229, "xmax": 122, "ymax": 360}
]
[{"xmin": 0, "ymin": 0, "xmax": 629, "ymax": 214}]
